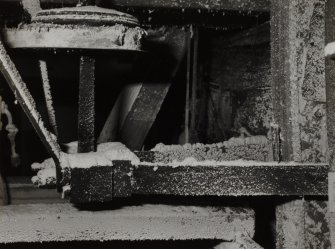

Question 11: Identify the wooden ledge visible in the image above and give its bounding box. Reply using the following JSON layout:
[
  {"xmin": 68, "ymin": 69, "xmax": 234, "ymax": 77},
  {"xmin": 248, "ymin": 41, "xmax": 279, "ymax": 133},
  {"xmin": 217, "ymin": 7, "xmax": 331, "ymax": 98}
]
[
  {"xmin": 71, "ymin": 162, "xmax": 329, "ymax": 203},
  {"xmin": 0, "ymin": 203, "xmax": 254, "ymax": 243}
]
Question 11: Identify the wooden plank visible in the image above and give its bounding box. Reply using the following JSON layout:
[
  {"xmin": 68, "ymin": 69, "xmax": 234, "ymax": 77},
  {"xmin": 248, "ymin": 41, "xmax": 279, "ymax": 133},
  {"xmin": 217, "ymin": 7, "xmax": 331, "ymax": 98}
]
[
  {"xmin": 98, "ymin": 83, "xmax": 143, "ymax": 143},
  {"xmin": 0, "ymin": 203, "xmax": 255, "ymax": 243},
  {"xmin": 70, "ymin": 163, "xmax": 328, "ymax": 204},
  {"xmin": 271, "ymin": 0, "xmax": 327, "ymax": 163},
  {"xmin": 132, "ymin": 163, "xmax": 328, "ymax": 197},
  {"xmin": 0, "ymin": 0, "xmax": 270, "ymax": 12},
  {"xmin": 119, "ymin": 27, "xmax": 188, "ymax": 150},
  {"xmin": 78, "ymin": 56, "xmax": 96, "ymax": 153}
]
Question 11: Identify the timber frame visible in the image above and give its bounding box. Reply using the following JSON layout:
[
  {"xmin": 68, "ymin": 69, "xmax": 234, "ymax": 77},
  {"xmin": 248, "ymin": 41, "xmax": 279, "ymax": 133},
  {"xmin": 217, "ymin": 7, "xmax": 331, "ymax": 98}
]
[{"xmin": 0, "ymin": 0, "xmax": 335, "ymax": 247}]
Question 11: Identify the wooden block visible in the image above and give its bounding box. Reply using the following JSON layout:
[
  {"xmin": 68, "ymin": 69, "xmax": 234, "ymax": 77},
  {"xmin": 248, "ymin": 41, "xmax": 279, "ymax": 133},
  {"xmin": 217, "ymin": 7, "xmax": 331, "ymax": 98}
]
[
  {"xmin": 276, "ymin": 200, "xmax": 330, "ymax": 249},
  {"xmin": 0, "ymin": 203, "xmax": 255, "ymax": 243},
  {"xmin": 71, "ymin": 167, "xmax": 113, "ymax": 203}
]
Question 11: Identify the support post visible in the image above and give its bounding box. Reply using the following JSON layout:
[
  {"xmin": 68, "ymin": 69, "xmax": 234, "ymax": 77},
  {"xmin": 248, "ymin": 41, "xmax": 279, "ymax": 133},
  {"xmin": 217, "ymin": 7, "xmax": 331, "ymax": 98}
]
[
  {"xmin": 271, "ymin": 0, "xmax": 329, "ymax": 247},
  {"xmin": 78, "ymin": 56, "xmax": 95, "ymax": 153}
]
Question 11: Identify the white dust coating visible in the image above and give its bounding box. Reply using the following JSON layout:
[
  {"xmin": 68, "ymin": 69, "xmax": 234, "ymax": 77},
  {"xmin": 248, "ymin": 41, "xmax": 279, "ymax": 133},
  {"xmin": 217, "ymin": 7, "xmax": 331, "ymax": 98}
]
[
  {"xmin": 4, "ymin": 23, "xmax": 145, "ymax": 51},
  {"xmin": 151, "ymin": 135, "xmax": 270, "ymax": 163},
  {"xmin": 31, "ymin": 168, "xmax": 56, "ymax": 186},
  {"xmin": 31, "ymin": 142, "xmax": 140, "ymax": 186},
  {"xmin": 141, "ymin": 157, "xmax": 326, "ymax": 168},
  {"xmin": 152, "ymin": 135, "xmax": 268, "ymax": 152},
  {"xmin": 0, "ymin": 203, "xmax": 254, "ymax": 243},
  {"xmin": 39, "ymin": 60, "xmax": 58, "ymax": 136},
  {"xmin": 325, "ymin": 42, "xmax": 335, "ymax": 57},
  {"xmin": 0, "ymin": 38, "xmax": 61, "ymax": 160},
  {"xmin": 33, "ymin": 6, "xmax": 139, "ymax": 26},
  {"xmin": 21, "ymin": 0, "xmax": 41, "ymax": 18}
]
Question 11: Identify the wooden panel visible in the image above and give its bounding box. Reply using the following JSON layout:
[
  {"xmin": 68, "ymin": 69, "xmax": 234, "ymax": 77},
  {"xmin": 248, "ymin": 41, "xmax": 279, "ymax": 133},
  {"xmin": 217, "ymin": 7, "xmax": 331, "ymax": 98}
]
[
  {"xmin": 0, "ymin": 203, "xmax": 255, "ymax": 243},
  {"xmin": 70, "ymin": 162, "xmax": 328, "ymax": 204}
]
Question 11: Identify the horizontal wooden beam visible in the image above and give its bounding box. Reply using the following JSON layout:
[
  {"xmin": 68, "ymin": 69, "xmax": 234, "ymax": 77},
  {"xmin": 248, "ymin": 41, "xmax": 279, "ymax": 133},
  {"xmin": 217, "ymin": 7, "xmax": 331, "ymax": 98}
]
[
  {"xmin": 0, "ymin": 0, "xmax": 270, "ymax": 12},
  {"xmin": 70, "ymin": 161, "xmax": 329, "ymax": 203},
  {"xmin": 0, "ymin": 203, "xmax": 254, "ymax": 243},
  {"xmin": 111, "ymin": 0, "xmax": 270, "ymax": 12}
]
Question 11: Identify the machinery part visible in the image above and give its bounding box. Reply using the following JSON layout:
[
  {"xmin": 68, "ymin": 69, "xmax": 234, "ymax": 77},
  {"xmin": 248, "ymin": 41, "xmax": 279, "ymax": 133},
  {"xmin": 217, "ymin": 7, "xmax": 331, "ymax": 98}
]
[{"xmin": 32, "ymin": 6, "xmax": 139, "ymax": 26}]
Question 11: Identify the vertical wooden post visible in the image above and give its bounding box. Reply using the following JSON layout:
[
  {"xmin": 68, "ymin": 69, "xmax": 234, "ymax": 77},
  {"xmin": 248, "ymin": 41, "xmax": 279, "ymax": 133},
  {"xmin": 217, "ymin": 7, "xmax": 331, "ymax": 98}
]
[
  {"xmin": 325, "ymin": 0, "xmax": 335, "ymax": 247},
  {"xmin": 78, "ymin": 56, "xmax": 95, "ymax": 153},
  {"xmin": 271, "ymin": 0, "xmax": 327, "ymax": 163},
  {"xmin": 271, "ymin": 0, "xmax": 329, "ymax": 248}
]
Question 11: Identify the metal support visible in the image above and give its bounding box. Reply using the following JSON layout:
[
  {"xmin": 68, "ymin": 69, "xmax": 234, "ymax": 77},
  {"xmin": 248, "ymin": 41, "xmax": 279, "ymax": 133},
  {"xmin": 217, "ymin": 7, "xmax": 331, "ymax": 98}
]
[{"xmin": 78, "ymin": 56, "xmax": 95, "ymax": 153}]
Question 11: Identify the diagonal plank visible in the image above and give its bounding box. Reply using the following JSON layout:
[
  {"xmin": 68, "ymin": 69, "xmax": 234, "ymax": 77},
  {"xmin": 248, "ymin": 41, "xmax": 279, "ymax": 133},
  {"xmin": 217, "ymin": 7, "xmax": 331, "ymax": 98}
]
[{"xmin": 99, "ymin": 26, "xmax": 188, "ymax": 150}]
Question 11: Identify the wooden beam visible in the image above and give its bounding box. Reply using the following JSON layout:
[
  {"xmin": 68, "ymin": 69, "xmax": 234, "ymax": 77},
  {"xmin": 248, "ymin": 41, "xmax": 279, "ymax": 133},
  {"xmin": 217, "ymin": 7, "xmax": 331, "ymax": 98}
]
[
  {"xmin": 78, "ymin": 56, "xmax": 96, "ymax": 153},
  {"xmin": 70, "ymin": 162, "xmax": 328, "ymax": 204},
  {"xmin": 0, "ymin": 203, "xmax": 255, "ymax": 243},
  {"xmin": 271, "ymin": 0, "xmax": 327, "ymax": 163},
  {"xmin": 0, "ymin": 36, "xmax": 61, "ymax": 164},
  {"xmin": 0, "ymin": 0, "xmax": 270, "ymax": 12}
]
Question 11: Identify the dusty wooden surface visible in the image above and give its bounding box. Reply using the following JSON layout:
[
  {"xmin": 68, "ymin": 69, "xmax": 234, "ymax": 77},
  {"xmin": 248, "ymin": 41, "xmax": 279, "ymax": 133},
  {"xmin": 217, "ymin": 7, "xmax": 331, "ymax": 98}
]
[
  {"xmin": 0, "ymin": 203, "xmax": 254, "ymax": 243},
  {"xmin": 271, "ymin": 0, "xmax": 327, "ymax": 163},
  {"xmin": 70, "ymin": 162, "xmax": 328, "ymax": 204},
  {"xmin": 78, "ymin": 56, "xmax": 96, "ymax": 153},
  {"xmin": 276, "ymin": 200, "xmax": 330, "ymax": 249},
  {"xmin": 0, "ymin": 0, "xmax": 270, "ymax": 12},
  {"xmin": 271, "ymin": 0, "xmax": 330, "ymax": 248}
]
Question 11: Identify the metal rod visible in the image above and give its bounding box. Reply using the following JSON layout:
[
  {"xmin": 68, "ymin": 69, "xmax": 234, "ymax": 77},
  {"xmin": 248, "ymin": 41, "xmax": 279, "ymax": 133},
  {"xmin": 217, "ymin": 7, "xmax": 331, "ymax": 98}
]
[{"xmin": 78, "ymin": 56, "xmax": 96, "ymax": 153}]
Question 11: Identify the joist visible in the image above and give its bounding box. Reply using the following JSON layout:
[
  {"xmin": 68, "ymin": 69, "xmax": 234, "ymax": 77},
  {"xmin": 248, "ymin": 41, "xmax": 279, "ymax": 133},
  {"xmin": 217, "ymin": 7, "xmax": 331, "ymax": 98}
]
[
  {"xmin": 0, "ymin": 203, "xmax": 255, "ymax": 243},
  {"xmin": 70, "ymin": 162, "xmax": 328, "ymax": 204},
  {"xmin": 0, "ymin": 0, "xmax": 270, "ymax": 12}
]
